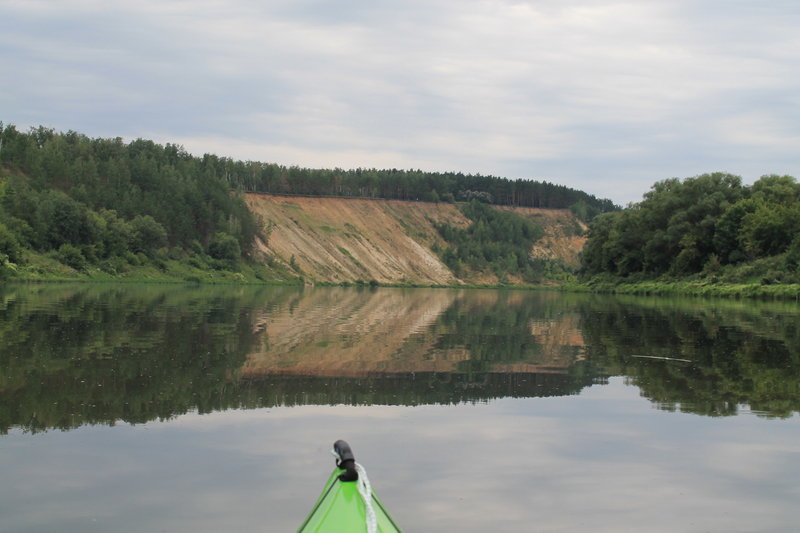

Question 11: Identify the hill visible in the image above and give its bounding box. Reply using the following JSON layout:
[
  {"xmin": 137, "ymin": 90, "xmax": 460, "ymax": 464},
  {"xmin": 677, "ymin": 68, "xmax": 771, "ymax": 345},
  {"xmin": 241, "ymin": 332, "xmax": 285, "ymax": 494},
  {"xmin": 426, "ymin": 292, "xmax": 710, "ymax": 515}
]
[{"xmin": 0, "ymin": 124, "xmax": 591, "ymax": 285}]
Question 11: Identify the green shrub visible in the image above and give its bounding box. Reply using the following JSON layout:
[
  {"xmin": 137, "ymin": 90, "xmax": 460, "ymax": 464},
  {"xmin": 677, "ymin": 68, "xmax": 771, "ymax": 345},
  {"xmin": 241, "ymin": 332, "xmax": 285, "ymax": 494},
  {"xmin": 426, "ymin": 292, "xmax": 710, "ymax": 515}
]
[
  {"xmin": 785, "ymin": 235, "xmax": 800, "ymax": 272},
  {"xmin": 207, "ymin": 232, "xmax": 240, "ymax": 270},
  {"xmin": 55, "ymin": 244, "xmax": 87, "ymax": 271},
  {"xmin": 130, "ymin": 215, "xmax": 167, "ymax": 255},
  {"xmin": 0, "ymin": 222, "xmax": 22, "ymax": 263}
]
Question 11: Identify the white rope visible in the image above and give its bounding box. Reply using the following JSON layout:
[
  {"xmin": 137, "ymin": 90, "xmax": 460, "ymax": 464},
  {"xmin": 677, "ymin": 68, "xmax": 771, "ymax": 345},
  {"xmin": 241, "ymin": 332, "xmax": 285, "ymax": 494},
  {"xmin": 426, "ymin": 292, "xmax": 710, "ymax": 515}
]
[
  {"xmin": 355, "ymin": 462, "xmax": 378, "ymax": 533},
  {"xmin": 330, "ymin": 448, "xmax": 378, "ymax": 533}
]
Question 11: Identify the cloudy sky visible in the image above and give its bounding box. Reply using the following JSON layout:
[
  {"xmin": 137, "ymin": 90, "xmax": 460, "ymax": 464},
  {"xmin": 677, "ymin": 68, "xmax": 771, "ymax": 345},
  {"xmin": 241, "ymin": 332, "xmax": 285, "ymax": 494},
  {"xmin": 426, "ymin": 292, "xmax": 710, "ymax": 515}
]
[{"xmin": 2, "ymin": 0, "xmax": 799, "ymax": 204}]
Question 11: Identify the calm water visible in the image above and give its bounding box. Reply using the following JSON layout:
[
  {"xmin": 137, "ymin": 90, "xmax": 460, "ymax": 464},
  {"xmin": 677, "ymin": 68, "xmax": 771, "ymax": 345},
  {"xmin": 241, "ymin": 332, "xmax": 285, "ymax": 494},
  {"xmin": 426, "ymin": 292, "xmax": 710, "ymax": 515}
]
[{"xmin": 1, "ymin": 284, "xmax": 798, "ymax": 532}]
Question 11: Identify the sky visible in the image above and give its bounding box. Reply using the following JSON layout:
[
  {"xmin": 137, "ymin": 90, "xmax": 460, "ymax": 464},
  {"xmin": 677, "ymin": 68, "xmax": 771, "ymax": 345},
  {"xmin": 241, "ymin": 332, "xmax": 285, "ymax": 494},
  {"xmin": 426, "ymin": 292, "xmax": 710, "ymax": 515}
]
[{"xmin": 2, "ymin": 0, "xmax": 799, "ymax": 205}]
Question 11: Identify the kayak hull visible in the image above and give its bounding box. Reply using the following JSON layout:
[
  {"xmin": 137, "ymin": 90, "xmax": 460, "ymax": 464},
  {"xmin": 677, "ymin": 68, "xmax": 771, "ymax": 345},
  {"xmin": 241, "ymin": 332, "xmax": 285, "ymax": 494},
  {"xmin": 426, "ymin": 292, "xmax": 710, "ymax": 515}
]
[{"xmin": 297, "ymin": 467, "xmax": 401, "ymax": 532}]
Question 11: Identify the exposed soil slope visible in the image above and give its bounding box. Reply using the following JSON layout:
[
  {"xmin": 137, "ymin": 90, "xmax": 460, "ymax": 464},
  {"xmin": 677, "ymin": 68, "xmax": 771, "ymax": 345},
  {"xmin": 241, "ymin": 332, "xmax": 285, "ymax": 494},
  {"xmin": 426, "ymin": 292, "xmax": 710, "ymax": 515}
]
[
  {"xmin": 494, "ymin": 205, "xmax": 588, "ymax": 268},
  {"xmin": 245, "ymin": 194, "xmax": 586, "ymax": 285}
]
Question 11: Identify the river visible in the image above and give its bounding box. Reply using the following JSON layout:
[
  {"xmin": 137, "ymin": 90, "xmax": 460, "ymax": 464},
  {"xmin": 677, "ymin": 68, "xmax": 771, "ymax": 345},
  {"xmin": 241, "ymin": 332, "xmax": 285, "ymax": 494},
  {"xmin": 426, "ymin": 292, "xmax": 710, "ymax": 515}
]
[{"xmin": 1, "ymin": 284, "xmax": 798, "ymax": 532}]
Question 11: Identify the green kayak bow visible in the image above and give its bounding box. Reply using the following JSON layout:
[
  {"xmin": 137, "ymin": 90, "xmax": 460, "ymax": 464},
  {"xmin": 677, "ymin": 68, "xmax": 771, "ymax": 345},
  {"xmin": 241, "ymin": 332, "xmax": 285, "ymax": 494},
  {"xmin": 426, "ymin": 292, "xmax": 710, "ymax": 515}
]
[{"xmin": 298, "ymin": 440, "xmax": 401, "ymax": 533}]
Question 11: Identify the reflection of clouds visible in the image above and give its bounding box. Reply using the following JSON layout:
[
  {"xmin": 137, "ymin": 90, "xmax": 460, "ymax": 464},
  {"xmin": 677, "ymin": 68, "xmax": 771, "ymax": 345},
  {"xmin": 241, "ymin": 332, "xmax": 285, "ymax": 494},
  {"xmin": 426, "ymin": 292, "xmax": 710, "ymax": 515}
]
[
  {"xmin": 2, "ymin": 379, "xmax": 799, "ymax": 532},
  {"xmin": 707, "ymin": 433, "xmax": 800, "ymax": 483}
]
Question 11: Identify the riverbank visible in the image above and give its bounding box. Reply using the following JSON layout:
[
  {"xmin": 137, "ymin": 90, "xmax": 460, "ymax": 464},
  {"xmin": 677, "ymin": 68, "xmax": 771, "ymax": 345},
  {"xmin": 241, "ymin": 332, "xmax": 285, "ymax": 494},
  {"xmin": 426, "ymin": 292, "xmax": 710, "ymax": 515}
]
[
  {"xmin": 569, "ymin": 278, "xmax": 800, "ymax": 300},
  {"xmin": 8, "ymin": 237, "xmax": 800, "ymax": 300},
  {"xmin": 10, "ymin": 265, "xmax": 800, "ymax": 301},
  {"xmin": 2, "ymin": 250, "xmax": 299, "ymax": 285}
]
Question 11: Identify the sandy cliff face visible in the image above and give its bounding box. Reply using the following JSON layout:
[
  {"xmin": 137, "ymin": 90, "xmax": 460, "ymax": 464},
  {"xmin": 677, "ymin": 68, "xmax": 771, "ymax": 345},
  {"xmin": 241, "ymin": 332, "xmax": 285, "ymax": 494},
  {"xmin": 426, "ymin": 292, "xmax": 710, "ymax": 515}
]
[{"xmin": 245, "ymin": 194, "xmax": 586, "ymax": 285}]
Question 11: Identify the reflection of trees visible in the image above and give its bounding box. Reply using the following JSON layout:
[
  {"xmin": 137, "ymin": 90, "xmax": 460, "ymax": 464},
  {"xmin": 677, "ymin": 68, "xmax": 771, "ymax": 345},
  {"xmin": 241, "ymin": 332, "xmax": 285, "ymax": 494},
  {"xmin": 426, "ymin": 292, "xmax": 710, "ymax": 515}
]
[
  {"xmin": 578, "ymin": 296, "xmax": 800, "ymax": 417},
  {"xmin": 430, "ymin": 290, "xmax": 587, "ymax": 373},
  {"xmin": 233, "ymin": 372, "xmax": 591, "ymax": 408},
  {"xmin": 0, "ymin": 284, "xmax": 270, "ymax": 433}
]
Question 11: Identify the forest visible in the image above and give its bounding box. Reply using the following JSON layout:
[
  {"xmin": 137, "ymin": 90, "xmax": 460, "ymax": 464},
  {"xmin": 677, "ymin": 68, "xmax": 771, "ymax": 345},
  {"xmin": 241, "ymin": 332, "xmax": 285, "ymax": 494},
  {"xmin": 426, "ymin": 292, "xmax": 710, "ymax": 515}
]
[
  {"xmin": 581, "ymin": 172, "xmax": 800, "ymax": 284},
  {"xmin": 0, "ymin": 124, "xmax": 259, "ymax": 279},
  {"xmin": 192, "ymin": 151, "xmax": 616, "ymax": 216},
  {"xmin": 0, "ymin": 123, "xmax": 614, "ymax": 280}
]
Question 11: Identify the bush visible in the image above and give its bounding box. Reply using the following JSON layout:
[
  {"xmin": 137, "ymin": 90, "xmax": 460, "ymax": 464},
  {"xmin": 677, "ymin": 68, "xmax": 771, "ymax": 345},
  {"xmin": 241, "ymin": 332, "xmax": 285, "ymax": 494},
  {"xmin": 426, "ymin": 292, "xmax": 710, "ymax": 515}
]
[
  {"xmin": 207, "ymin": 232, "xmax": 240, "ymax": 270},
  {"xmin": 0, "ymin": 253, "xmax": 15, "ymax": 280},
  {"xmin": 187, "ymin": 255, "xmax": 208, "ymax": 269},
  {"xmin": 0, "ymin": 222, "xmax": 22, "ymax": 263},
  {"xmin": 55, "ymin": 244, "xmax": 87, "ymax": 270},
  {"xmin": 100, "ymin": 256, "xmax": 129, "ymax": 275},
  {"xmin": 785, "ymin": 235, "xmax": 800, "ymax": 272},
  {"xmin": 130, "ymin": 215, "xmax": 167, "ymax": 255}
]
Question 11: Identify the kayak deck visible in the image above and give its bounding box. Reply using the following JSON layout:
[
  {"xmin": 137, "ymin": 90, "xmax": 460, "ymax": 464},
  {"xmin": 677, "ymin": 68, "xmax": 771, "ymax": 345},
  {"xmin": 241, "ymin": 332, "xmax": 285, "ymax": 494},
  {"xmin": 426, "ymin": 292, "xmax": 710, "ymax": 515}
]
[{"xmin": 298, "ymin": 442, "xmax": 401, "ymax": 532}]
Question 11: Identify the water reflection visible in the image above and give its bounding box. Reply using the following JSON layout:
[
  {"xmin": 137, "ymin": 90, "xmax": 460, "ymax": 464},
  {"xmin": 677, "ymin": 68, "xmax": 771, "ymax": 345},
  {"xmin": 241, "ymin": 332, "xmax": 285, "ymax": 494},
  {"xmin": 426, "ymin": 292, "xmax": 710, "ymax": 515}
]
[
  {"xmin": 578, "ymin": 295, "xmax": 800, "ymax": 418},
  {"xmin": 1, "ymin": 284, "xmax": 799, "ymax": 433}
]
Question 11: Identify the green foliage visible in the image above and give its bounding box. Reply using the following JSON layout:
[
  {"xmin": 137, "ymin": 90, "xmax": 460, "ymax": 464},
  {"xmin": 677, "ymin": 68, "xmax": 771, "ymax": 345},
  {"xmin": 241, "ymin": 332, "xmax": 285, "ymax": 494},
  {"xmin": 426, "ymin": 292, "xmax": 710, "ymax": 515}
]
[
  {"xmin": 569, "ymin": 199, "xmax": 603, "ymax": 221},
  {"xmin": 434, "ymin": 200, "xmax": 545, "ymax": 282},
  {"xmin": 582, "ymin": 172, "xmax": 800, "ymax": 280},
  {"xmin": 208, "ymin": 232, "xmax": 241, "ymax": 270},
  {"xmin": 129, "ymin": 215, "xmax": 167, "ymax": 255},
  {"xmin": 741, "ymin": 201, "xmax": 800, "ymax": 257},
  {"xmin": 713, "ymin": 198, "xmax": 757, "ymax": 263},
  {"xmin": 37, "ymin": 190, "xmax": 98, "ymax": 249},
  {"xmin": 55, "ymin": 243, "xmax": 87, "ymax": 270},
  {"xmin": 96, "ymin": 209, "xmax": 133, "ymax": 258},
  {"xmin": 183, "ymin": 153, "xmax": 617, "ymax": 217},
  {"xmin": 0, "ymin": 222, "xmax": 22, "ymax": 264},
  {"xmin": 0, "ymin": 123, "xmax": 618, "ymax": 283},
  {"xmin": 0, "ymin": 124, "xmax": 263, "ymax": 275},
  {"xmin": 784, "ymin": 234, "xmax": 800, "ymax": 272}
]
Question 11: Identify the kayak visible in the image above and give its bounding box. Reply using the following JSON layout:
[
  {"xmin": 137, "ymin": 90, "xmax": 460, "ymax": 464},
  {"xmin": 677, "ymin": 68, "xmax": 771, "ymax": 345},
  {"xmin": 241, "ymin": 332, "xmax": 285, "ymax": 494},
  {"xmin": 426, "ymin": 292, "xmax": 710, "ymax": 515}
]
[{"xmin": 298, "ymin": 440, "xmax": 402, "ymax": 533}]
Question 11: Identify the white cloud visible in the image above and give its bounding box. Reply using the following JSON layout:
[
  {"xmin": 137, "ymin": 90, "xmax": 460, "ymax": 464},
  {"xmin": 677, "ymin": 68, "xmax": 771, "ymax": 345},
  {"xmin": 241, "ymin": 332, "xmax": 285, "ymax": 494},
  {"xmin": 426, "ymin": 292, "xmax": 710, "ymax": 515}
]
[{"xmin": 715, "ymin": 111, "xmax": 800, "ymax": 150}]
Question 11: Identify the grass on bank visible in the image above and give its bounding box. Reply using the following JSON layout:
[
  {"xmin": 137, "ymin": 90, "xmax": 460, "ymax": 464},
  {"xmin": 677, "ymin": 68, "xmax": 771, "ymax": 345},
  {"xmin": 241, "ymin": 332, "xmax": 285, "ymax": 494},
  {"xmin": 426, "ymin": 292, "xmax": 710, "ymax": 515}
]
[
  {"xmin": 2, "ymin": 247, "xmax": 302, "ymax": 284},
  {"xmin": 571, "ymin": 254, "xmax": 800, "ymax": 300}
]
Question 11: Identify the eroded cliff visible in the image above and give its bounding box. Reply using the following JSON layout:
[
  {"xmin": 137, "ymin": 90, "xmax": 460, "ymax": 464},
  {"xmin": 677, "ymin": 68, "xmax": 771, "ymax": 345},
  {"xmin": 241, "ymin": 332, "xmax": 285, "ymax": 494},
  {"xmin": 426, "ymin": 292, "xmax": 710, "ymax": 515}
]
[{"xmin": 245, "ymin": 194, "xmax": 586, "ymax": 285}]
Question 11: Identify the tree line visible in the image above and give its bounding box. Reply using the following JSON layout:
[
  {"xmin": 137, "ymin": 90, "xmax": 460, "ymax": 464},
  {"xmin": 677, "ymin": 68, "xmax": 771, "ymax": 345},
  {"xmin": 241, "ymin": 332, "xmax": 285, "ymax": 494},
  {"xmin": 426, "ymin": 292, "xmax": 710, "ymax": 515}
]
[
  {"xmin": 216, "ymin": 159, "xmax": 617, "ymax": 217},
  {"xmin": 581, "ymin": 172, "xmax": 800, "ymax": 280}
]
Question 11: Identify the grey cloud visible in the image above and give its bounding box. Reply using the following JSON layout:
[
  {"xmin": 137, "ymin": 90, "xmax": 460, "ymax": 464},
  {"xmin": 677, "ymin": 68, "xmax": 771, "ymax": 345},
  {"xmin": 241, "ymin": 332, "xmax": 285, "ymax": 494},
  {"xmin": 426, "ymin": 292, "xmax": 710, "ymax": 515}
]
[{"xmin": 2, "ymin": 0, "xmax": 799, "ymax": 204}]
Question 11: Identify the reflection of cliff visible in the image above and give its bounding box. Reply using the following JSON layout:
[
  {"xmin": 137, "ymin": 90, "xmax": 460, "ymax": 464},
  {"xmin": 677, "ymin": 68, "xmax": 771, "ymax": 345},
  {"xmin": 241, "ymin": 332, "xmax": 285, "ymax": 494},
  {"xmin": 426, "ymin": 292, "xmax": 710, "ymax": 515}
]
[
  {"xmin": 241, "ymin": 289, "xmax": 588, "ymax": 379},
  {"xmin": 501, "ymin": 314, "xmax": 586, "ymax": 372},
  {"xmin": 242, "ymin": 288, "xmax": 463, "ymax": 377}
]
